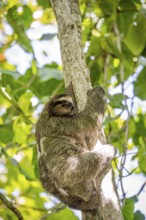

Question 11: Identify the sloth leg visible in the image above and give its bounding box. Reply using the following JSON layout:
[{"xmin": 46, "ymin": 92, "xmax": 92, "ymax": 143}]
[
  {"xmin": 64, "ymin": 144, "xmax": 115, "ymax": 202},
  {"xmin": 63, "ymin": 152, "xmax": 101, "ymax": 201}
]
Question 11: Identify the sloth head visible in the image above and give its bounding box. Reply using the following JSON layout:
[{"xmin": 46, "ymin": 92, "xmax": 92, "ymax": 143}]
[{"xmin": 48, "ymin": 94, "xmax": 75, "ymax": 117}]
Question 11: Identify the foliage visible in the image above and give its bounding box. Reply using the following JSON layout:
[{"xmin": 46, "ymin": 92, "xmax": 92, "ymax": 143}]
[{"xmin": 0, "ymin": 0, "xmax": 146, "ymax": 219}]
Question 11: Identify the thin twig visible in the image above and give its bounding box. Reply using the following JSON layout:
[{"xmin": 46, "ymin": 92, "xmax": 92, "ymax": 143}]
[
  {"xmin": 40, "ymin": 203, "xmax": 66, "ymax": 220},
  {"xmin": 122, "ymin": 167, "xmax": 138, "ymax": 178},
  {"xmin": 0, "ymin": 193, "xmax": 23, "ymax": 220},
  {"xmin": 18, "ymin": 205, "xmax": 47, "ymax": 212},
  {"xmin": 137, "ymin": 181, "xmax": 146, "ymax": 196},
  {"xmin": 115, "ymin": 151, "xmax": 138, "ymax": 159}
]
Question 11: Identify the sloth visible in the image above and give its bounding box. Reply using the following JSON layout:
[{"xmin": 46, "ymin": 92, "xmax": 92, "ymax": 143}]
[{"xmin": 35, "ymin": 87, "xmax": 115, "ymax": 210}]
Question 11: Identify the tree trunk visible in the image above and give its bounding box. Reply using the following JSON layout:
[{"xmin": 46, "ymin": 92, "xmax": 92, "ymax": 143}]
[{"xmin": 51, "ymin": 0, "xmax": 123, "ymax": 219}]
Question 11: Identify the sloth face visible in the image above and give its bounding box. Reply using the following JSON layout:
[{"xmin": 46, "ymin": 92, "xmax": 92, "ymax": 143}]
[{"xmin": 49, "ymin": 95, "xmax": 75, "ymax": 116}]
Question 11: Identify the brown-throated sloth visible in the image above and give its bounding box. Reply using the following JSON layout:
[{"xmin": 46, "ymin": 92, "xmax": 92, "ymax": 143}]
[{"xmin": 35, "ymin": 87, "xmax": 115, "ymax": 210}]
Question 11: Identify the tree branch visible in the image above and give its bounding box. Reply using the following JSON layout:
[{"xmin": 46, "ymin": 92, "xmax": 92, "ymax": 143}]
[
  {"xmin": 51, "ymin": 0, "xmax": 91, "ymax": 111},
  {"xmin": 51, "ymin": 0, "xmax": 123, "ymax": 219},
  {"xmin": 0, "ymin": 192, "xmax": 23, "ymax": 220},
  {"xmin": 137, "ymin": 181, "xmax": 146, "ymax": 196}
]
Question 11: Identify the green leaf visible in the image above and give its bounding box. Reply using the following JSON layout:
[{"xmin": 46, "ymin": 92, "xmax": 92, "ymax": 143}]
[
  {"xmin": 134, "ymin": 67, "xmax": 146, "ymax": 100},
  {"xmin": 119, "ymin": 0, "xmax": 136, "ymax": 10},
  {"xmin": 1, "ymin": 148, "xmax": 35, "ymax": 181},
  {"xmin": 37, "ymin": 0, "xmax": 51, "ymax": 8},
  {"xmin": 106, "ymin": 37, "xmax": 124, "ymax": 60},
  {"xmin": 133, "ymin": 114, "xmax": 146, "ymax": 146},
  {"xmin": 46, "ymin": 207, "xmax": 78, "ymax": 220},
  {"xmin": 123, "ymin": 14, "xmax": 146, "ymax": 55},
  {"xmin": 1, "ymin": 72, "xmax": 24, "ymax": 96},
  {"xmin": 108, "ymin": 93, "xmax": 126, "ymax": 109},
  {"xmin": 117, "ymin": 12, "xmax": 135, "ymax": 38},
  {"xmin": 13, "ymin": 116, "xmax": 32, "ymax": 144},
  {"xmin": 20, "ymin": 5, "xmax": 33, "ymax": 29},
  {"xmin": 138, "ymin": 153, "xmax": 146, "ymax": 172},
  {"xmin": 87, "ymin": 37, "xmax": 101, "ymax": 57},
  {"xmin": 18, "ymin": 68, "xmax": 64, "ymax": 98},
  {"xmin": 18, "ymin": 165, "xmax": 35, "ymax": 181},
  {"xmin": 0, "ymin": 124, "xmax": 13, "ymax": 144},
  {"xmin": 38, "ymin": 67, "xmax": 63, "ymax": 82},
  {"xmin": 137, "ymin": 137, "xmax": 146, "ymax": 172},
  {"xmin": 18, "ymin": 91, "xmax": 33, "ymax": 114},
  {"xmin": 7, "ymin": 5, "xmax": 33, "ymax": 30},
  {"xmin": 0, "ymin": 69, "xmax": 20, "ymax": 79},
  {"xmin": 32, "ymin": 146, "xmax": 39, "ymax": 178},
  {"xmin": 7, "ymin": 5, "xmax": 33, "ymax": 52},
  {"xmin": 0, "ymin": 86, "xmax": 25, "ymax": 115},
  {"xmin": 134, "ymin": 210, "xmax": 145, "ymax": 220},
  {"xmin": 17, "ymin": 32, "xmax": 33, "ymax": 52},
  {"xmin": 122, "ymin": 198, "xmax": 134, "ymax": 220},
  {"xmin": 90, "ymin": 63, "xmax": 100, "ymax": 86},
  {"xmin": 98, "ymin": 0, "xmax": 117, "ymax": 15},
  {"xmin": 123, "ymin": 27, "xmax": 145, "ymax": 55}
]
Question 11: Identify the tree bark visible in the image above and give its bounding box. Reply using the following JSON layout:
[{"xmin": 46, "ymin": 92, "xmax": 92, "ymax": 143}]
[
  {"xmin": 50, "ymin": 0, "xmax": 123, "ymax": 219},
  {"xmin": 51, "ymin": 0, "xmax": 91, "ymax": 111}
]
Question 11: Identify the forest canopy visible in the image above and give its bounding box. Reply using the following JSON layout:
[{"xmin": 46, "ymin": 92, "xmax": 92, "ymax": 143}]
[{"xmin": 0, "ymin": 0, "xmax": 146, "ymax": 220}]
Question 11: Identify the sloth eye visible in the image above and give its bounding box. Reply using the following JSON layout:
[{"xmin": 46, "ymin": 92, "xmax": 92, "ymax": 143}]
[
  {"xmin": 62, "ymin": 102, "xmax": 73, "ymax": 108},
  {"xmin": 54, "ymin": 100, "xmax": 66, "ymax": 106}
]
